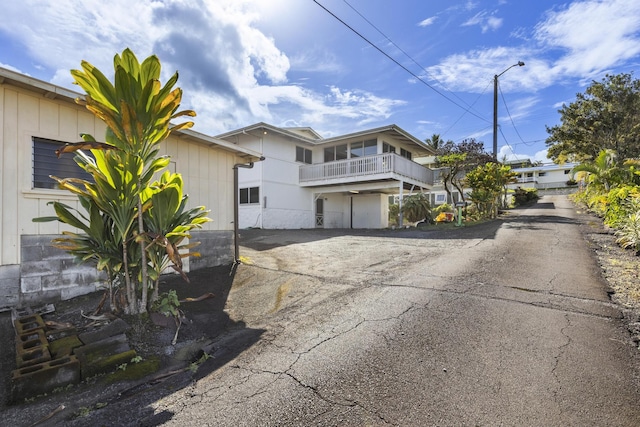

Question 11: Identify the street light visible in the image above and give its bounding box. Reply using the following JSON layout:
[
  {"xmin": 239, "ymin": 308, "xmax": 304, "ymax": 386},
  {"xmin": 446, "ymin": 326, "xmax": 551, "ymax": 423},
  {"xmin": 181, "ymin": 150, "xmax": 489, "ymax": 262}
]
[{"xmin": 493, "ymin": 61, "xmax": 525, "ymax": 159}]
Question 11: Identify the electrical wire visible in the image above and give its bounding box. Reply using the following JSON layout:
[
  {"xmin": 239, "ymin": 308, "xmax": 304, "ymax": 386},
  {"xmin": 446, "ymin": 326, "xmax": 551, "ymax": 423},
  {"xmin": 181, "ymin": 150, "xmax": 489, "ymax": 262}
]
[
  {"xmin": 312, "ymin": 0, "xmax": 491, "ymax": 124},
  {"xmin": 342, "ymin": 0, "xmax": 485, "ymax": 119},
  {"xmin": 441, "ymin": 80, "xmax": 493, "ymax": 137},
  {"xmin": 498, "ymin": 83, "xmax": 536, "ymax": 146}
]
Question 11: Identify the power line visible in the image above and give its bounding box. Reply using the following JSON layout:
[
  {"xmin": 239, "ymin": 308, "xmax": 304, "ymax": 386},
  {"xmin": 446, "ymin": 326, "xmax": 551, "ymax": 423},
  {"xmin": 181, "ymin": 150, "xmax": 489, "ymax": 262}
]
[
  {"xmin": 442, "ymin": 80, "xmax": 492, "ymax": 137},
  {"xmin": 312, "ymin": 0, "xmax": 491, "ymax": 124},
  {"xmin": 498, "ymin": 83, "xmax": 535, "ymax": 146},
  {"xmin": 342, "ymin": 0, "xmax": 486, "ymax": 120}
]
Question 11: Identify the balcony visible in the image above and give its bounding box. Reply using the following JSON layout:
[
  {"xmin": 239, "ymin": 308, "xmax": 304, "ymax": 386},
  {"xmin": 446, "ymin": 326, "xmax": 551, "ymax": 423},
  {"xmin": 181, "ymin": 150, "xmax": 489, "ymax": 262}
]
[{"xmin": 299, "ymin": 153, "xmax": 434, "ymax": 188}]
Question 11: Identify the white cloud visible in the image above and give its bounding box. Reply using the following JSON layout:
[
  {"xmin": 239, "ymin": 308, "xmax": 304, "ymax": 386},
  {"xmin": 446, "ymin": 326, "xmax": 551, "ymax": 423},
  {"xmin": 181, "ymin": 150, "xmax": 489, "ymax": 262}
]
[
  {"xmin": 418, "ymin": 17, "xmax": 437, "ymax": 27},
  {"xmin": 0, "ymin": 0, "xmax": 404, "ymax": 136},
  {"xmin": 427, "ymin": 47, "xmax": 545, "ymax": 93},
  {"xmin": 289, "ymin": 47, "xmax": 344, "ymax": 74},
  {"xmin": 0, "ymin": 62, "xmax": 23, "ymax": 73},
  {"xmin": 498, "ymin": 145, "xmax": 549, "ymax": 163},
  {"xmin": 462, "ymin": 11, "xmax": 503, "ymax": 33},
  {"xmin": 535, "ymin": 0, "xmax": 640, "ymax": 77}
]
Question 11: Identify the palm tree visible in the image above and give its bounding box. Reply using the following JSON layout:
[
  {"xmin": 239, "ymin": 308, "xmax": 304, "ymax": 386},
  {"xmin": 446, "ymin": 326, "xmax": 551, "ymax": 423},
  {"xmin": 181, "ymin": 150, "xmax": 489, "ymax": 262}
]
[
  {"xmin": 572, "ymin": 149, "xmax": 621, "ymax": 191},
  {"xmin": 425, "ymin": 134, "xmax": 444, "ymax": 153}
]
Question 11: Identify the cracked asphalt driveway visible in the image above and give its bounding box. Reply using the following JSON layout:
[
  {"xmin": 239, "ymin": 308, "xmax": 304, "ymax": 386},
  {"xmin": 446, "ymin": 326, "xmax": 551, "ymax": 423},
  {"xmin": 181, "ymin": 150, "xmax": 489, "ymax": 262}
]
[
  {"xmin": 143, "ymin": 195, "xmax": 640, "ymax": 426},
  {"xmin": 148, "ymin": 196, "xmax": 640, "ymax": 426},
  {"xmin": 41, "ymin": 194, "xmax": 639, "ymax": 426}
]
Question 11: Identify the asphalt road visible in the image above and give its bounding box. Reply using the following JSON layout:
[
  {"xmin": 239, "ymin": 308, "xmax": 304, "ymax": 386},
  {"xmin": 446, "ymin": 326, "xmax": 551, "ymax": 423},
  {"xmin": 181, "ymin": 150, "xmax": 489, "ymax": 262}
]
[{"xmin": 139, "ymin": 195, "xmax": 640, "ymax": 426}]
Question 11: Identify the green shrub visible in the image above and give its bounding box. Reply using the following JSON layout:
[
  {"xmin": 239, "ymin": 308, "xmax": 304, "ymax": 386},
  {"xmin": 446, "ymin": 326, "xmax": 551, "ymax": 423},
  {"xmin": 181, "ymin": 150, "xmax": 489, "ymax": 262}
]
[
  {"xmin": 402, "ymin": 193, "xmax": 431, "ymax": 223},
  {"xmin": 604, "ymin": 185, "xmax": 640, "ymax": 227},
  {"xmin": 512, "ymin": 187, "xmax": 539, "ymax": 206},
  {"xmin": 615, "ymin": 198, "xmax": 640, "ymax": 255}
]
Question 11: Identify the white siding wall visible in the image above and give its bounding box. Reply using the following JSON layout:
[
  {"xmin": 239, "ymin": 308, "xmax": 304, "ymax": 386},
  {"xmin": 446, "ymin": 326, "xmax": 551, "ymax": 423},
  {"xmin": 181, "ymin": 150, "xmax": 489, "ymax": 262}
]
[
  {"xmin": 238, "ymin": 133, "xmax": 316, "ymax": 229},
  {"xmin": 538, "ymin": 169, "xmax": 570, "ymax": 185},
  {"xmin": 160, "ymin": 134, "xmax": 238, "ymax": 231},
  {"xmin": 0, "ymin": 83, "xmax": 241, "ymax": 266},
  {"xmin": 1, "ymin": 84, "xmax": 106, "ymax": 266},
  {"xmin": 0, "ymin": 80, "xmax": 244, "ymax": 308},
  {"xmin": 323, "ymin": 194, "xmax": 345, "ymax": 229}
]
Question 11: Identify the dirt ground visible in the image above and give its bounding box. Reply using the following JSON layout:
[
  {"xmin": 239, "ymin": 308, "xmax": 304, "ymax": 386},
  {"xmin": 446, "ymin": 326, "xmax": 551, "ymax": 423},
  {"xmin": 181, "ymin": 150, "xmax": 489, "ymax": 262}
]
[
  {"xmin": 0, "ymin": 263, "xmax": 246, "ymax": 425},
  {"xmin": 1, "ymin": 201, "xmax": 639, "ymax": 425},
  {"xmin": 576, "ymin": 207, "xmax": 640, "ymax": 341}
]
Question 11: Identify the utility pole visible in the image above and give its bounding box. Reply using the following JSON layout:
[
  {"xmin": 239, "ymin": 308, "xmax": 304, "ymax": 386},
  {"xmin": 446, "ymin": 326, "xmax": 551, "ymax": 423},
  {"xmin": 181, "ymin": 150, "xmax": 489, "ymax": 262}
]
[{"xmin": 493, "ymin": 61, "xmax": 525, "ymax": 159}]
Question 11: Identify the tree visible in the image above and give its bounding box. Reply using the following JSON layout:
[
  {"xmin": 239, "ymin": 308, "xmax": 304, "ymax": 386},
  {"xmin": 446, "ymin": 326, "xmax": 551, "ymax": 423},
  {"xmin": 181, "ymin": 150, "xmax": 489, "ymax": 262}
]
[
  {"xmin": 34, "ymin": 49, "xmax": 210, "ymax": 315},
  {"xmin": 546, "ymin": 73, "xmax": 640, "ymax": 163},
  {"xmin": 425, "ymin": 133, "xmax": 445, "ymax": 154},
  {"xmin": 435, "ymin": 138, "xmax": 493, "ymax": 204},
  {"xmin": 572, "ymin": 149, "xmax": 622, "ymax": 192},
  {"xmin": 464, "ymin": 162, "xmax": 508, "ymax": 219}
]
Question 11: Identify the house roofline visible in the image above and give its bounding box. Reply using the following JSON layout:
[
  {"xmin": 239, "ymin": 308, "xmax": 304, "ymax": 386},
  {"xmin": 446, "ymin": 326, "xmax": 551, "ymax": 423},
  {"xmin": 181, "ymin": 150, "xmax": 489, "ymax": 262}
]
[
  {"xmin": 511, "ymin": 163, "xmax": 578, "ymax": 173},
  {"xmin": 217, "ymin": 122, "xmax": 435, "ymax": 155},
  {"xmin": 176, "ymin": 128, "xmax": 262, "ymax": 161},
  {"xmin": 321, "ymin": 124, "xmax": 432, "ymax": 152},
  {"xmin": 0, "ymin": 67, "xmax": 81, "ymax": 104},
  {"xmin": 0, "ymin": 67, "xmax": 261, "ymax": 160},
  {"xmin": 215, "ymin": 122, "xmax": 321, "ymax": 144}
]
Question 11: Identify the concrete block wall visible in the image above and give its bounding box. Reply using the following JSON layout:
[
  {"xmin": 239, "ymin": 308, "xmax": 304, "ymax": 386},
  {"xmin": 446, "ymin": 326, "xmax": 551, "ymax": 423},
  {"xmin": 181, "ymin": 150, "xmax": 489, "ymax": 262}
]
[
  {"xmin": 189, "ymin": 230, "xmax": 234, "ymax": 270},
  {"xmin": 0, "ymin": 232, "xmax": 234, "ymax": 311},
  {"xmin": 19, "ymin": 235, "xmax": 104, "ymax": 307},
  {"xmin": 0, "ymin": 264, "xmax": 20, "ymax": 310}
]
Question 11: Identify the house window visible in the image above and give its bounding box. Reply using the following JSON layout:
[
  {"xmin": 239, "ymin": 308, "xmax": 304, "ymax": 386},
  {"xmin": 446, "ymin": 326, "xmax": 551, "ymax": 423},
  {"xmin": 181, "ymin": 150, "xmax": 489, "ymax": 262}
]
[
  {"xmin": 564, "ymin": 170, "xmax": 570, "ymax": 175},
  {"xmin": 324, "ymin": 144, "xmax": 348, "ymax": 162},
  {"xmin": 239, "ymin": 186, "xmax": 260, "ymax": 205},
  {"xmin": 383, "ymin": 142, "xmax": 396, "ymax": 153},
  {"xmin": 33, "ymin": 137, "xmax": 93, "ymax": 189},
  {"xmin": 351, "ymin": 139, "xmax": 377, "ymax": 158},
  {"xmin": 435, "ymin": 194, "xmax": 446, "ymax": 203},
  {"xmin": 400, "ymin": 148, "xmax": 412, "ymax": 160},
  {"xmin": 296, "ymin": 146, "xmax": 312, "ymax": 164},
  {"xmin": 538, "ymin": 172, "xmax": 546, "ymax": 177}
]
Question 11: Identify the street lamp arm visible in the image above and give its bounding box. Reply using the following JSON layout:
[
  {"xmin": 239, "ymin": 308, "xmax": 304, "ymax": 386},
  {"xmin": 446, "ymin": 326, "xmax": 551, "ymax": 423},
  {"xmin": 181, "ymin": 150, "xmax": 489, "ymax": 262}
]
[
  {"xmin": 496, "ymin": 61, "xmax": 525, "ymax": 78},
  {"xmin": 492, "ymin": 61, "xmax": 525, "ymax": 159}
]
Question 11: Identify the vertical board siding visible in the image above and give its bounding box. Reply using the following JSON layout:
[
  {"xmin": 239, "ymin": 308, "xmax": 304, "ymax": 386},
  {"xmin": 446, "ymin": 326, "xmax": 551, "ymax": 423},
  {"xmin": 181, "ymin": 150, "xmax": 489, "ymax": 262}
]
[
  {"xmin": 3, "ymin": 81, "xmax": 241, "ymax": 266},
  {"xmin": 2, "ymin": 89, "xmax": 19, "ymax": 264}
]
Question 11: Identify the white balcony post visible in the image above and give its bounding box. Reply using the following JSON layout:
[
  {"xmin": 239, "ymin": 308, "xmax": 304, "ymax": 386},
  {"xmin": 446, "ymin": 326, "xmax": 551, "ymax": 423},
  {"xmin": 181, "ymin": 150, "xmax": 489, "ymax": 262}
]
[{"xmin": 398, "ymin": 181, "xmax": 404, "ymax": 228}]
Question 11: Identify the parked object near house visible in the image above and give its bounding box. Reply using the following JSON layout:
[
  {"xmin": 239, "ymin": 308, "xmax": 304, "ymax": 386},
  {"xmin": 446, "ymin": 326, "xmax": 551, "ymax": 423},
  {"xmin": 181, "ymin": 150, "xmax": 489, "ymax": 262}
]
[
  {"xmin": 216, "ymin": 123, "xmax": 436, "ymax": 230},
  {"xmin": 0, "ymin": 68, "xmax": 261, "ymax": 310}
]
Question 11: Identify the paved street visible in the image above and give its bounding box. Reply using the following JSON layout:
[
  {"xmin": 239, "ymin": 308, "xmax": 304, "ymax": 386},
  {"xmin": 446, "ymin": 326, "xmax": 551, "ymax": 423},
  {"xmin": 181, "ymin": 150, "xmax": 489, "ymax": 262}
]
[{"xmin": 143, "ymin": 195, "xmax": 640, "ymax": 426}]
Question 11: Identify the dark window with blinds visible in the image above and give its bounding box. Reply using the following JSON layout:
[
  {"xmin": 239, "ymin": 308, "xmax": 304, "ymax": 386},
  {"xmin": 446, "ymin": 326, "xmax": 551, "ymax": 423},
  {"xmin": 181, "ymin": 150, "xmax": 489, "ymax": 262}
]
[
  {"xmin": 33, "ymin": 137, "xmax": 92, "ymax": 189},
  {"xmin": 239, "ymin": 186, "xmax": 260, "ymax": 204}
]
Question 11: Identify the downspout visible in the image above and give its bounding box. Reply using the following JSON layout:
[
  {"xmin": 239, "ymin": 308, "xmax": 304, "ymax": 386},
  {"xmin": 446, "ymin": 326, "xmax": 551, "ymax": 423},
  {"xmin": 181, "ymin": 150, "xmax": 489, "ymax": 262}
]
[{"xmin": 233, "ymin": 156, "xmax": 265, "ymax": 263}]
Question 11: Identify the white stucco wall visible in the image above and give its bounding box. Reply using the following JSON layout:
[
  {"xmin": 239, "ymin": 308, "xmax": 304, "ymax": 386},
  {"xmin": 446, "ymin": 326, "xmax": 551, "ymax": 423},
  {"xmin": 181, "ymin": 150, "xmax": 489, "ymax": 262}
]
[{"xmin": 352, "ymin": 194, "xmax": 388, "ymax": 229}]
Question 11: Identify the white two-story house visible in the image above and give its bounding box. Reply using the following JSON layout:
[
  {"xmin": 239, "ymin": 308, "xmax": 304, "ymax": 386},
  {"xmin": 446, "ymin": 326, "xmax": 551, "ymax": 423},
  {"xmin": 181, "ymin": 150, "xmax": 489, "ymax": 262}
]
[
  {"xmin": 508, "ymin": 162, "xmax": 578, "ymax": 190},
  {"xmin": 216, "ymin": 123, "xmax": 436, "ymax": 229}
]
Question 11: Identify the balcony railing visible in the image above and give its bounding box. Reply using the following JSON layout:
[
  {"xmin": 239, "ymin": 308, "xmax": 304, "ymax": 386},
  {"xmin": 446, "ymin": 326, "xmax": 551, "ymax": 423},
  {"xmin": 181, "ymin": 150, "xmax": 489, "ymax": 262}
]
[{"xmin": 299, "ymin": 153, "xmax": 434, "ymax": 186}]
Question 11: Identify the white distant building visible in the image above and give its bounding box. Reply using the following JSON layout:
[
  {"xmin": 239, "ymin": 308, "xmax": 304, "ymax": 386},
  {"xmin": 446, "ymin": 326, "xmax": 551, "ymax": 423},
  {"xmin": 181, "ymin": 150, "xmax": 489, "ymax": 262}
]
[
  {"xmin": 216, "ymin": 123, "xmax": 436, "ymax": 229},
  {"xmin": 508, "ymin": 161, "xmax": 579, "ymax": 190}
]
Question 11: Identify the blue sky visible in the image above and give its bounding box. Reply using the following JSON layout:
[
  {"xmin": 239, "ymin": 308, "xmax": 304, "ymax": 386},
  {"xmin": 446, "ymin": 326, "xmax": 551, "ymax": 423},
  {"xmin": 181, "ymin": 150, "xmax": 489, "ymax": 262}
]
[{"xmin": 1, "ymin": 0, "xmax": 639, "ymax": 163}]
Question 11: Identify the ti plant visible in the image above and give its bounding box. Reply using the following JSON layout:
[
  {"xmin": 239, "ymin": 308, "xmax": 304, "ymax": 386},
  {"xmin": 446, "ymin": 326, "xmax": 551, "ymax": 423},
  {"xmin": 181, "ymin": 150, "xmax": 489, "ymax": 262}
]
[{"xmin": 33, "ymin": 49, "xmax": 210, "ymax": 315}]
